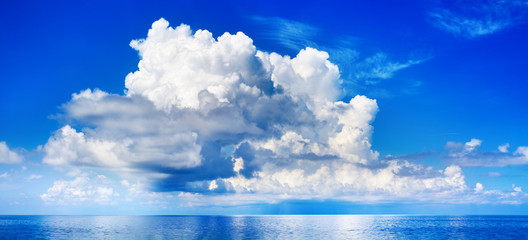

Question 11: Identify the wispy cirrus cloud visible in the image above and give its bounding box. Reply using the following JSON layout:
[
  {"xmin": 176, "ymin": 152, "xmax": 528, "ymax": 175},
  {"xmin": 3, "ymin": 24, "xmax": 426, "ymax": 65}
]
[
  {"xmin": 250, "ymin": 16, "xmax": 431, "ymax": 97},
  {"xmin": 429, "ymin": 0, "xmax": 528, "ymax": 38},
  {"xmin": 26, "ymin": 174, "xmax": 42, "ymax": 181},
  {"xmin": 250, "ymin": 16, "xmax": 320, "ymax": 50},
  {"xmin": 353, "ymin": 53, "xmax": 431, "ymax": 85}
]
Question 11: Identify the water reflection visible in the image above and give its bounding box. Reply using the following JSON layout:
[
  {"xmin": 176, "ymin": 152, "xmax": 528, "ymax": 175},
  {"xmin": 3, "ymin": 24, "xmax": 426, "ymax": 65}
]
[{"xmin": 1, "ymin": 215, "xmax": 527, "ymax": 239}]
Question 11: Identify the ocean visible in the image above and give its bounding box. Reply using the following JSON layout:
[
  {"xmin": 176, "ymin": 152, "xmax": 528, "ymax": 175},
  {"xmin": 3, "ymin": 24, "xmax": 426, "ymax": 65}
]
[{"xmin": 1, "ymin": 215, "xmax": 527, "ymax": 239}]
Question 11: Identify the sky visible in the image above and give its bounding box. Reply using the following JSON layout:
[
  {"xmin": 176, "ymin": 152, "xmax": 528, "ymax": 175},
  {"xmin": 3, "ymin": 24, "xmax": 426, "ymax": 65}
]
[{"xmin": 0, "ymin": 0, "xmax": 527, "ymax": 215}]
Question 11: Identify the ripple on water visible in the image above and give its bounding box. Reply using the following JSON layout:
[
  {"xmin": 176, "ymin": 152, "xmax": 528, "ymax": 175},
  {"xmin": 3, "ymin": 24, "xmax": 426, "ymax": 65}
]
[{"xmin": 0, "ymin": 215, "xmax": 527, "ymax": 240}]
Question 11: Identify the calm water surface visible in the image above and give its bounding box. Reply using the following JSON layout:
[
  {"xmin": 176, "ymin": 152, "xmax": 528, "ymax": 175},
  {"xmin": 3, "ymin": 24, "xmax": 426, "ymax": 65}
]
[{"xmin": 1, "ymin": 215, "xmax": 527, "ymax": 239}]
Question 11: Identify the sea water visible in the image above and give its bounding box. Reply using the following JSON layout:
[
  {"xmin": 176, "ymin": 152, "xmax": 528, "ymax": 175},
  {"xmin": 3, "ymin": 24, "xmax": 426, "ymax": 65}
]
[{"xmin": 1, "ymin": 215, "xmax": 527, "ymax": 239}]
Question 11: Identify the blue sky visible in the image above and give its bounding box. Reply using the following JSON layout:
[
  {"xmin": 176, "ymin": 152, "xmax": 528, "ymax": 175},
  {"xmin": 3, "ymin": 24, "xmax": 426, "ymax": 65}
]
[{"xmin": 1, "ymin": 0, "xmax": 528, "ymax": 215}]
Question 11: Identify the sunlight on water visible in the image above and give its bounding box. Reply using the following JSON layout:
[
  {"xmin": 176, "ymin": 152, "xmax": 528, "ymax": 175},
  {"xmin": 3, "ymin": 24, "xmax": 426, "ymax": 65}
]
[{"xmin": 1, "ymin": 215, "xmax": 527, "ymax": 239}]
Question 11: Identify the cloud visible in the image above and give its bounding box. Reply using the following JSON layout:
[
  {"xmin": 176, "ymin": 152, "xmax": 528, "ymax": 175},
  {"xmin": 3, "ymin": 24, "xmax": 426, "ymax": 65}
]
[
  {"xmin": 0, "ymin": 141, "xmax": 23, "ymax": 164},
  {"xmin": 498, "ymin": 143, "xmax": 510, "ymax": 153},
  {"xmin": 42, "ymin": 18, "xmax": 355, "ymax": 192},
  {"xmin": 429, "ymin": 0, "xmax": 528, "ymax": 38},
  {"xmin": 352, "ymin": 53, "xmax": 430, "ymax": 85},
  {"xmin": 383, "ymin": 152, "xmax": 436, "ymax": 161},
  {"xmin": 468, "ymin": 183, "xmax": 528, "ymax": 204},
  {"xmin": 213, "ymin": 162, "xmax": 467, "ymax": 202},
  {"xmin": 0, "ymin": 172, "xmax": 9, "ymax": 178},
  {"xmin": 27, "ymin": 174, "xmax": 42, "ymax": 181},
  {"xmin": 487, "ymin": 172, "xmax": 502, "ymax": 177},
  {"xmin": 41, "ymin": 172, "xmax": 177, "ymax": 207},
  {"xmin": 39, "ymin": 18, "xmax": 524, "ymax": 206},
  {"xmin": 43, "ymin": 122, "xmax": 202, "ymax": 170},
  {"xmin": 40, "ymin": 175, "xmax": 119, "ymax": 205},
  {"xmin": 41, "ymin": 175, "xmax": 120, "ymax": 205},
  {"xmin": 250, "ymin": 16, "xmax": 429, "ymax": 96},
  {"xmin": 444, "ymin": 139, "xmax": 528, "ymax": 167}
]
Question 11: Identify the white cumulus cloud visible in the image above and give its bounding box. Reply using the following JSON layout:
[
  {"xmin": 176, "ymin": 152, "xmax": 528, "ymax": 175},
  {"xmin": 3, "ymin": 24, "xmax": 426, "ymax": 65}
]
[
  {"xmin": 39, "ymin": 18, "xmax": 525, "ymax": 206},
  {"xmin": 0, "ymin": 141, "xmax": 23, "ymax": 164},
  {"xmin": 498, "ymin": 143, "xmax": 510, "ymax": 153}
]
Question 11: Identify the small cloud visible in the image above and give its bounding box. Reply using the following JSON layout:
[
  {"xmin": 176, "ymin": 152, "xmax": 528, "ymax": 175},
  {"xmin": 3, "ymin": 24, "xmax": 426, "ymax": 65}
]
[
  {"xmin": 475, "ymin": 183, "xmax": 484, "ymax": 192},
  {"xmin": 27, "ymin": 174, "xmax": 42, "ymax": 181},
  {"xmin": 499, "ymin": 143, "xmax": 510, "ymax": 153},
  {"xmin": 464, "ymin": 138, "xmax": 482, "ymax": 151},
  {"xmin": 120, "ymin": 180, "xmax": 130, "ymax": 188},
  {"xmin": 0, "ymin": 141, "xmax": 23, "ymax": 164},
  {"xmin": 511, "ymin": 185, "xmax": 523, "ymax": 197},
  {"xmin": 487, "ymin": 172, "xmax": 502, "ymax": 178},
  {"xmin": 0, "ymin": 172, "xmax": 9, "ymax": 178}
]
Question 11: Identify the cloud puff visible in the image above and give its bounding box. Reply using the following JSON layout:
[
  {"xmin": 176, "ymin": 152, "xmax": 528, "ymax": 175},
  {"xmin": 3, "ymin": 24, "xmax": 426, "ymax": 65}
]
[
  {"xmin": 498, "ymin": 143, "xmax": 510, "ymax": 153},
  {"xmin": 0, "ymin": 141, "xmax": 23, "ymax": 164},
  {"xmin": 429, "ymin": 0, "xmax": 528, "ymax": 38},
  {"xmin": 444, "ymin": 139, "xmax": 528, "ymax": 167},
  {"xmin": 41, "ymin": 175, "xmax": 119, "ymax": 205},
  {"xmin": 41, "ymin": 18, "xmax": 516, "ymax": 205}
]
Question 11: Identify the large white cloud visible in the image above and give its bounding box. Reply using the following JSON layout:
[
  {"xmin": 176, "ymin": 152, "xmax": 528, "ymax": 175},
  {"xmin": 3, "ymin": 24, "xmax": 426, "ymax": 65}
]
[
  {"xmin": 40, "ymin": 18, "xmax": 522, "ymax": 205},
  {"xmin": 0, "ymin": 141, "xmax": 23, "ymax": 164}
]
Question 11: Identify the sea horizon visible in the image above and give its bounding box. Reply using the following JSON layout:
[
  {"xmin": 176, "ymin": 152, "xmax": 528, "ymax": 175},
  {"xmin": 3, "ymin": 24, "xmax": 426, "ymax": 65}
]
[
  {"xmin": 3, "ymin": 214, "xmax": 528, "ymax": 216},
  {"xmin": 2, "ymin": 215, "xmax": 527, "ymax": 239}
]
